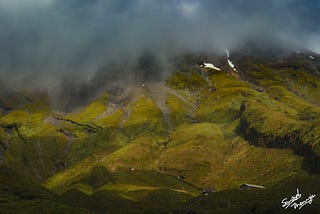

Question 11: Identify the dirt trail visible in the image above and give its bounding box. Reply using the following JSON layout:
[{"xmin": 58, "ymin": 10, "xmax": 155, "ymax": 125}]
[
  {"xmin": 146, "ymin": 82, "xmax": 204, "ymax": 129},
  {"xmin": 95, "ymin": 103, "xmax": 117, "ymax": 119},
  {"xmin": 187, "ymin": 69, "xmax": 214, "ymax": 123},
  {"xmin": 94, "ymin": 84, "xmax": 194, "ymax": 132},
  {"xmin": 146, "ymin": 83, "xmax": 173, "ymax": 132},
  {"xmin": 120, "ymin": 109, "xmax": 130, "ymax": 128},
  {"xmin": 146, "ymin": 82, "xmax": 192, "ymax": 132},
  {"xmin": 96, "ymin": 86, "xmax": 146, "ymax": 125},
  {"xmin": 188, "ymin": 92, "xmax": 201, "ymax": 123}
]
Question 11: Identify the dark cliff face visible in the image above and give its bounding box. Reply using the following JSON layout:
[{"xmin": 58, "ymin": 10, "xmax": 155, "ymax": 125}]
[
  {"xmin": 232, "ymin": 49, "xmax": 320, "ymax": 175},
  {"xmin": 239, "ymin": 101, "xmax": 320, "ymax": 174}
]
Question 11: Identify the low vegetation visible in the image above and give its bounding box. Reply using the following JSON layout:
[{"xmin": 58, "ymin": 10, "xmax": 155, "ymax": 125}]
[{"xmin": 1, "ymin": 52, "xmax": 320, "ymax": 213}]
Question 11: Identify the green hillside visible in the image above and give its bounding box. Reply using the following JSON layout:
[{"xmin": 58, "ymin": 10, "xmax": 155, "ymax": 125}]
[{"xmin": 1, "ymin": 51, "xmax": 320, "ymax": 213}]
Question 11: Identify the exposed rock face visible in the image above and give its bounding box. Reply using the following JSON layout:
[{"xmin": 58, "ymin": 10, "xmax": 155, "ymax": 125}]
[
  {"xmin": 50, "ymin": 114, "xmax": 103, "ymax": 134},
  {"xmin": 239, "ymin": 101, "xmax": 320, "ymax": 173}
]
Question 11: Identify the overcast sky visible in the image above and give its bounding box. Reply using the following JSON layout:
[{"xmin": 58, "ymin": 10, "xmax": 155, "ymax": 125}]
[{"xmin": 0, "ymin": 0, "xmax": 319, "ymax": 87}]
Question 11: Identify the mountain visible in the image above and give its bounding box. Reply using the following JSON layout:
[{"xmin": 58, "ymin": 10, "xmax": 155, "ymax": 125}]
[{"xmin": 1, "ymin": 48, "xmax": 320, "ymax": 213}]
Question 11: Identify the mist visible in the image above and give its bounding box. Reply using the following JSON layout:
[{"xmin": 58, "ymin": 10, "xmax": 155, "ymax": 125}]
[{"xmin": 0, "ymin": 0, "xmax": 319, "ymax": 109}]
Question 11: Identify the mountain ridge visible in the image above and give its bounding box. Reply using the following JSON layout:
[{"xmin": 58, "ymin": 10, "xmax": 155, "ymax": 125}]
[{"xmin": 1, "ymin": 48, "xmax": 320, "ymax": 213}]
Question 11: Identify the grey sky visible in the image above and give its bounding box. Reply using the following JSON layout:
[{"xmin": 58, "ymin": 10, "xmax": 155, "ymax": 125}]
[{"xmin": 0, "ymin": 0, "xmax": 319, "ymax": 87}]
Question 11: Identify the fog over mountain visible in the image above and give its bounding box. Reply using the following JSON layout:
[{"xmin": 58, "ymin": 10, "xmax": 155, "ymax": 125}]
[{"xmin": 0, "ymin": 0, "xmax": 319, "ymax": 90}]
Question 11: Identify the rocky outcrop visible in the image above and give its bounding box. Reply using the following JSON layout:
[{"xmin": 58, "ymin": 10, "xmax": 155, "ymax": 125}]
[
  {"xmin": 1, "ymin": 123, "xmax": 27, "ymax": 144},
  {"xmin": 50, "ymin": 114, "xmax": 103, "ymax": 134},
  {"xmin": 238, "ymin": 101, "xmax": 320, "ymax": 173}
]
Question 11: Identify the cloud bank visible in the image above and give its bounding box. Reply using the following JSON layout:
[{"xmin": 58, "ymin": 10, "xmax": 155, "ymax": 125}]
[{"xmin": 0, "ymin": 0, "xmax": 319, "ymax": 107}]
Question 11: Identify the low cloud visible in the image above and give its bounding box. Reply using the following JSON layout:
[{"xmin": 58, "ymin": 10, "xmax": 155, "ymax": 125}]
[{"xmin": 0, "ymin": 0, "xmax": 319, "ymax": 108}]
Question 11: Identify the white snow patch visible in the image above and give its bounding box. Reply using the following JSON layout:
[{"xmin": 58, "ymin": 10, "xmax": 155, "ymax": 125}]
[
  {"xmin": 228, "ymin": 59, "xmax": 237, "ymax": 72},
  {"xmin": 225, "ymin": 49, "xmax": 237, "ymax": 72},
  {"xmin": 227, "ymin": 59, "xmax": 235, "ymax": 68},
  {"xmin": 309, "ymin": 55, "xmax": 315, "ymax": 60},
  {"xmin": 203, "ymin": 62, "xmax": 221, "ymax": 71}
]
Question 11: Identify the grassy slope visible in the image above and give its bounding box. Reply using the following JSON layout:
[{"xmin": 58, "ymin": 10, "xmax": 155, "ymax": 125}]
[
  {"xmin": 44, "ymin": 65, "xmax": 309, "ymax": 199},
  {"xmin": 0, "ymin": 167, "xmax": 90, "ymax": 214},
  {"xmin": 2, "ymin": 54, "xmax": 320, "ymax": 213},
  {"xmin": 0, "ymin": 96, "xmax": 70, "ymax": 181},
  {"xmin": 238, "ymin": 58, "xmax": 320, "ymax": 155}
]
